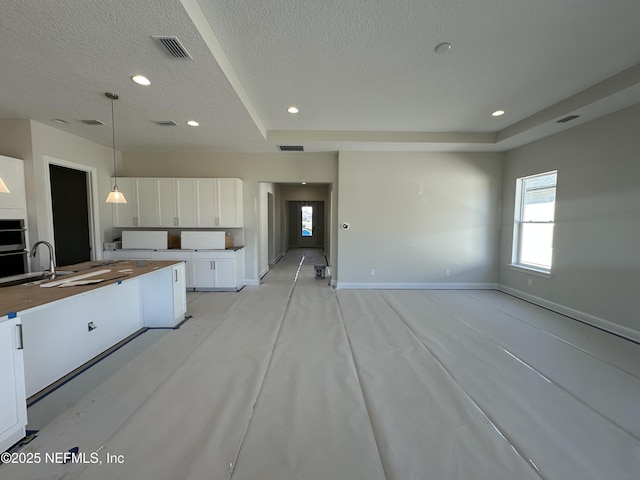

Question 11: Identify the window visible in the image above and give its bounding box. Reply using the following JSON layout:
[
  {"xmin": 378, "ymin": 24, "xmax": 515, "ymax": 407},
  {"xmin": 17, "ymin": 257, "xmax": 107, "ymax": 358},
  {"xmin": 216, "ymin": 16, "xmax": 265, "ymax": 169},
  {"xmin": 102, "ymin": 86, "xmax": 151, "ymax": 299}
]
[
  {"xmin": 301, "ymin": 205, "xmax": 313, "ymax": 236},
  {"xmin": 512, "ymin": 171, "xmax": 557, "ymax": 273}
]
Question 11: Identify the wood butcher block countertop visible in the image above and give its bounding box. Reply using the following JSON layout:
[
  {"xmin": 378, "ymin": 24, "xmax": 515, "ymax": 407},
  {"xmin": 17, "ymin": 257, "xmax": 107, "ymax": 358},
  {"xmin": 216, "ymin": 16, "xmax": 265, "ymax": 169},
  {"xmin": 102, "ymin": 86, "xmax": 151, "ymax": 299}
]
[{"xmin": 0, "ymin": 260, "xmax": 181, "ymax": 318}]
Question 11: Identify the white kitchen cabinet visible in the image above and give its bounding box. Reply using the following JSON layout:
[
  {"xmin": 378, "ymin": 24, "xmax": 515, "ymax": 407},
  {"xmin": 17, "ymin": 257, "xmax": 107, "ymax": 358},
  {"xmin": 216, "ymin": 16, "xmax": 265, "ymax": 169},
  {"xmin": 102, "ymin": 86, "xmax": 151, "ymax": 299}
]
[
  {"xmin": 217, "ymin": 178, "xmax": 243, "ymax": 227},
  {"xmin": 151, "ymin": 251, "xmax": 193, "ymax": 289},
  {"xmin": 196, "ymin": 178, "xmax": 243, "ymax": 227},
  {"xmin": 0, "ymin": 315, "xmax": 27, "ymax": 453},
  {"xmin": 136, "ymin": 178, "xmax": 178, "ymax": 227},
  {"xmin": 113, "ymin": 178, "xmax": 178, "ymax": 227},
  {"xmin": 112, "ymin": 177, "xmax": 137, "ymax": 227},
  {"xmin": 140, "ymin": 261, "xmax": 187, "ymax": 327},
  {"xmin": 0, "ymin": 155, "xmax": 28, "ymax": 219},
  {"xmin": 172, "ymin": 263, "xmax": 187, "ymax": 321},
  {"xmin": 191, "ymin": 250, "xmax": 244, "ymax": 291},
  {"xmin": 196, "ymin": 178, "xmax": 218, "ymax": 226},
  {"xmin": 176, "ymin": 178, "xmax": 197, "ymax": 227},
  {"xmin": 158, "ymin": 179, "xmax": 178, "ymax": 226},
  {"xmin": 110, "ymin": 248, "xmax": 245, "ymax": 290},
  {"xmin": 114, "ymin": 177, "xmax": 243, "ymax": 228},
  {"xmin": 135, "ymin": 178, "xmax": 158, "ymax": 226}
]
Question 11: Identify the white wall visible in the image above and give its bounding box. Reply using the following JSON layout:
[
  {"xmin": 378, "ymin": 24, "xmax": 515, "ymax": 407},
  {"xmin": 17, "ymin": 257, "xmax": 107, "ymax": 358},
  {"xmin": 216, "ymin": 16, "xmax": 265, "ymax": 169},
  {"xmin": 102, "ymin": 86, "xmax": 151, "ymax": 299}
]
[
  {"xmin": 121, "ymin": 151, "xmax": 338, "ymax": 284},
  {"xmin": 337, "ymin": 151, "xmax": 503, "ymax": 288},
  {"xmin": 257, "ymin": 182, "xmax": 279, "ymax": 279},
  {"xmin": 0, "ymin": 120, "xmax": 116, "ymax": 268},
  {"xmin": 498, "ymin": 103, "xmax": 640, "ymax": 341}
]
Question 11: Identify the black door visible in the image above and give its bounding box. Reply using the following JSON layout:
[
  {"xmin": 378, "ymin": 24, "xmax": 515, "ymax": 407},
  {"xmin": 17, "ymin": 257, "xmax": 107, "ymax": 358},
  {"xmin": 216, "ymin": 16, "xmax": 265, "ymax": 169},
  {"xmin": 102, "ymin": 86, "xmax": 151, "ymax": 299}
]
[{"xmin": 49, "ymin": 164, "xmax": 91, "ymax": 266}]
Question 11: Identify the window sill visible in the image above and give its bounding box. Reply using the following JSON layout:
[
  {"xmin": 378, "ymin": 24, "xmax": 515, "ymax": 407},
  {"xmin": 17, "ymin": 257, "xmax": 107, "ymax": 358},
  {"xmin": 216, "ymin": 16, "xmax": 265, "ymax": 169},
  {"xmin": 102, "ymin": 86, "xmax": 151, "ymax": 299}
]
[{"xmin": 508, "ymin": 264, "xmax": 552, "ymax": 278}]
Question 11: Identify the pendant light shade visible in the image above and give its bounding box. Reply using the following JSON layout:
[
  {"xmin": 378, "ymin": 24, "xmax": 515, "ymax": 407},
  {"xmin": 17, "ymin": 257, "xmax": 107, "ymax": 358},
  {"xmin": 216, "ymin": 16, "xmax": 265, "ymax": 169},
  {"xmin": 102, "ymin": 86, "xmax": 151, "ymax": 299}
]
[
  {"xmin": 105, "ymin": 92, "xmax": 127, "ymax": 204},
  {"xmin": 0, "ymin": 177, "xmax": 9, "ymax": 193}
]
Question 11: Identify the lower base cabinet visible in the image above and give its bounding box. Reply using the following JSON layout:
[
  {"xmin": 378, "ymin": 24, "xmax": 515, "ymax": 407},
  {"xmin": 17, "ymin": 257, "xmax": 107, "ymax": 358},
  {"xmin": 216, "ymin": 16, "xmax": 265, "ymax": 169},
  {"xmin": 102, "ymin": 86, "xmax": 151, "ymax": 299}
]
[
  {"xmin": 0, "ymin": 316, "xmax": 27, "ymax": 453},
  {"xmin": 107, "ymin": 248, "xmax": 245, "ymax": 291},
  {"xmin": 191, "ymin": 252, "xmax": 237, "ymax": 290}
]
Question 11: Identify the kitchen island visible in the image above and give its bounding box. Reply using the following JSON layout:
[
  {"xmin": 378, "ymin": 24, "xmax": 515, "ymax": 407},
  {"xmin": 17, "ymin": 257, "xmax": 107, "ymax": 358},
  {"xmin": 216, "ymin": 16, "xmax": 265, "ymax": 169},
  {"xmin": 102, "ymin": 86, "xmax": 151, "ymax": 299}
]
[{"xmin": 0, "ymin": 260, "xmax": 186, "ymax": 452}]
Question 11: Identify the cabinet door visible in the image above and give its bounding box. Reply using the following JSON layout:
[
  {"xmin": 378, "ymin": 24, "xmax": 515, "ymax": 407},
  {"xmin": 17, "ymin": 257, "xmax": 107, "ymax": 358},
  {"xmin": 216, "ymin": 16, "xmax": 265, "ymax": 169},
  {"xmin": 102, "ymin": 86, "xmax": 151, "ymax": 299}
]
[
  {"xmin": 176, "ymin": 179, "xmax": 197, "ymax": 227},
  {"xmin": 158, "ymin": 179, "xmax": 178, "ymax": 226},
  {"xmin": 217, "ymin": 178, "xmax": 243, "ymax": 227},
  {"xmin": 213, "ymin": 259, "xmax": 236, "ymax": 288},
  {"xmin": 196, "ymin": 179, "xmax": 218, "ymax": 226},
  {"xmin": 135, "ymin": 178, "xmax": 159, "ymax": 226},
  {"xmin": 0, "ymin": 317, "xmax": 27, "ymax": 454},
  {"xmin": 172, "ymin": 263, "xmax": 187, "ymax": 321},
  {"xmin": 192, "ymin": 257, "xmax": 216, "ymax": 288},
  {"xmin": 112, "ymin": 177, "xmax": 137, "ymax": 227}
]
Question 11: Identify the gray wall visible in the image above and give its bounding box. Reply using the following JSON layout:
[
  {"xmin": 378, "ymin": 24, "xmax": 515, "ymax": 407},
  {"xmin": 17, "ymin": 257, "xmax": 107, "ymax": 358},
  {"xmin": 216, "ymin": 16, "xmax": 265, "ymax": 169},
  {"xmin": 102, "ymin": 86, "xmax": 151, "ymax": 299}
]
[
  {"xmin": 498, "ymin": 103, "xmax": 640, "ymax": 341},
  {"xmin": 337, "ymin": 151, "xmax": 503, "ymax": 287}
]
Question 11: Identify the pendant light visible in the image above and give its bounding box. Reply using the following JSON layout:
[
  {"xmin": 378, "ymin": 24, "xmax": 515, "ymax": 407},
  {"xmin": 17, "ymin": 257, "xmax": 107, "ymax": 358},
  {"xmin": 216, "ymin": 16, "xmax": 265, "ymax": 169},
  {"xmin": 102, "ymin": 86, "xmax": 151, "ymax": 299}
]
[
  {"xmin": 0, "ymin": 177, "xmax": 9, "ymax": 193},
  {"xmin": 105, "ymin": 92, "xmax": 127, "ymax": 204}
]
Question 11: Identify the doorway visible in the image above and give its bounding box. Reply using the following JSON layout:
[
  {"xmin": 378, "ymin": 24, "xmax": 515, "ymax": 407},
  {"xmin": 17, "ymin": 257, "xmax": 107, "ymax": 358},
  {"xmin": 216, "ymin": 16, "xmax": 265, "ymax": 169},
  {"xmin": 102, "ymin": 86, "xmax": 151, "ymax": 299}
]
[
  {"xmin": 288, "ymin": 201, "xmax": 324, "ymax": 249},
  {"xmin": 49, "ymin": 164, "xmax": 92, "ymax": 266}
]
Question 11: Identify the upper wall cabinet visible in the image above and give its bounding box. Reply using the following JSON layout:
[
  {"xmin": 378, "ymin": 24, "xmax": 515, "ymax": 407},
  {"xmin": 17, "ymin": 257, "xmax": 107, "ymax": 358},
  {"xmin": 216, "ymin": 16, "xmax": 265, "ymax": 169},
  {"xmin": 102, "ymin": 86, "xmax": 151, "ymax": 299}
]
[
  {"xmin": 112, "ymin": 178, "xmax": 137, "ymax": 227},
  {"xmin": 113, "ymin": 177, "xmax": 243, "ymax": 228},
  {"xmin": 0, "ymin": 155, "xmax": 27, "ymax": 219}
]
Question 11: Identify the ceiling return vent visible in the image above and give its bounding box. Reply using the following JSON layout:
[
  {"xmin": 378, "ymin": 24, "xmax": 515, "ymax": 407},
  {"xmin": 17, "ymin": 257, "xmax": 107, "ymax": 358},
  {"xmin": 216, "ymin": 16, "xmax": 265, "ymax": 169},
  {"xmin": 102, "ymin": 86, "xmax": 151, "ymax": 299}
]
[
  {"xmin": 556, "ymin": 115, "xmax": 580, "ymax": 123},
  {"xmin": 153, "ymin": 120, "xmax": 178, "ymax": 126},
  {"xmin": 152, "ymin": 36, "xmax": 193, "ymax": 59},
  {"xmin": 277, "ymin": 145, "xmax": 304, "ymax": 152},
  {"xmin": 79, "ymin": 119, "xmax": 105, "ymax": 125}
]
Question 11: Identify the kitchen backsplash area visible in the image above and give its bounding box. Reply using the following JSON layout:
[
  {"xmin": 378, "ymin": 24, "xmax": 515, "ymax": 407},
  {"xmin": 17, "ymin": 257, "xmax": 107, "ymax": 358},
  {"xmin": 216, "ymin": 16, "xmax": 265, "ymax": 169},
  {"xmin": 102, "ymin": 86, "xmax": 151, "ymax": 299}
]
[{"xmin": 105, "ymin": 227, "xmax": 244, "ymax": 251}]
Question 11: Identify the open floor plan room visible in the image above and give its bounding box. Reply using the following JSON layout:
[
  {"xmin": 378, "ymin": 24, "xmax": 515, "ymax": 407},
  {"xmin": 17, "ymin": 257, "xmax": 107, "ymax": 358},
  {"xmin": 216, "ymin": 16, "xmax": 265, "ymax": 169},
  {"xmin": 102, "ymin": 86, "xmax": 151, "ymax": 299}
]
[{"xmin": 3, "ymin": 249, "xmax": 639, "ymax": 480}]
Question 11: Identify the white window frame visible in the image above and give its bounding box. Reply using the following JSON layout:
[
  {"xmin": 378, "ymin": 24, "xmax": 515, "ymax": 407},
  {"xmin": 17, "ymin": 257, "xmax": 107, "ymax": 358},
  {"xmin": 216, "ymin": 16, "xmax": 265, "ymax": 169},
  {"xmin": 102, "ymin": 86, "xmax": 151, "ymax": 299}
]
[{"xmin": 510, "ymin": 170, "xmax": 557, "ymax": 276}]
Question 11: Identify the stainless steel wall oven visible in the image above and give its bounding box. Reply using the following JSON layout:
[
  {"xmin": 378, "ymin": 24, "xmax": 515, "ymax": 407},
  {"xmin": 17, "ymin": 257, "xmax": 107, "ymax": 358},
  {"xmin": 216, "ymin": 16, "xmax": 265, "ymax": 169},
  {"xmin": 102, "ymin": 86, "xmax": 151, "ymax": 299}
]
[{"xmin": 0, "ymin": 219, "xmax": 28, "ymax": 278}]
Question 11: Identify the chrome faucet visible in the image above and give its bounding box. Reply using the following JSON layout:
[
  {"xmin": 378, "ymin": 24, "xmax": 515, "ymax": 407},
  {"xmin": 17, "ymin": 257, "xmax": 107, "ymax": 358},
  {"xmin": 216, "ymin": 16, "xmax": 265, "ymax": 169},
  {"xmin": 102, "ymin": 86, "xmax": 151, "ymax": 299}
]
[{"xmin": 30, "ymin": 240, "xmax": 57, "ymax": 279}]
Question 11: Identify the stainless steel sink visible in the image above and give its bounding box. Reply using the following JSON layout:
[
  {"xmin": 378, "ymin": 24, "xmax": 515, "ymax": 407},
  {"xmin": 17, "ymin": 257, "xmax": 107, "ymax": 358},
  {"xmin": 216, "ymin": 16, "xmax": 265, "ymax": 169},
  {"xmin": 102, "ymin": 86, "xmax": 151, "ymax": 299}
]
[{"xmin": 0, "ymin": 270, "xmax": 74, "ymax": 287}]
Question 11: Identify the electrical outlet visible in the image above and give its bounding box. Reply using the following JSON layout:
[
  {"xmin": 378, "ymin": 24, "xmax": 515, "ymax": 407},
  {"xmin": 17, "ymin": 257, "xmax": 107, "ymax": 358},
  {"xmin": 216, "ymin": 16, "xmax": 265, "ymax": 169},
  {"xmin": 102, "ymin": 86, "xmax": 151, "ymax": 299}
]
[
  {"xmin": 528, "ymin": 278, "xmax": 533, "ymax": 287},
  {"xmin": 370, "ymin": 268, "xmax": 375, "ymax": 276},
  {"xmin": 445, "ymin": 269, "xmax": 451, "ymax": 277}
]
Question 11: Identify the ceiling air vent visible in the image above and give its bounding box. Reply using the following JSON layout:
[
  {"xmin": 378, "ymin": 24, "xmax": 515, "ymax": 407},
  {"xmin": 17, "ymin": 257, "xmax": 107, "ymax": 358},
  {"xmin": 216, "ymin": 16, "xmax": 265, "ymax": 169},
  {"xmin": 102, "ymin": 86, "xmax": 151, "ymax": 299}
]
[
  {"xmin": 556, "ymin": 115, "xmax": 580, "ymax": 123},
  {"xmin": 277, "ymin": 145, "xmax": 304, "ymax": 152},
  {"xmin": 79, "ymin": 119, "xmax": 105, "ymax": 125},
  {"xmin": 153, "ymin": 120, "xmax": 178, "ymax": 126},
  {"xmin": 152, "ymin": 36, "xmax": 193, "ymax": 59}
]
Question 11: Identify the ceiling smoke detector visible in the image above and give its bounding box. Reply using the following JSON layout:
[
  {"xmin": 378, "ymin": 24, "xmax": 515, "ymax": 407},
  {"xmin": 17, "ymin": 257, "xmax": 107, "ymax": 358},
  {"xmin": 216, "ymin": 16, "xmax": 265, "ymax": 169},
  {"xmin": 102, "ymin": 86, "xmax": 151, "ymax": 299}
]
[{"xmin": 152, "ymin": 36, "xmax": 193, "ymax": 59}]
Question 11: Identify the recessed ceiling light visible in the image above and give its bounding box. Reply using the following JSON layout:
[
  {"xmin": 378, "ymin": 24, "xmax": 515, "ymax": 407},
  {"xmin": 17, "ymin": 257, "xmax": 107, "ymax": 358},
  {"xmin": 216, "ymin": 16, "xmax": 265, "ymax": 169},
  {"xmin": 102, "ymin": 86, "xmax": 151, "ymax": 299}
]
[
  {"xmin": 301, "ymin": 182, "xmax": 307, "ymax": 185},
  {"xmin": 434, "ymin": 42, "xmax": 452, "ymax": 54},
  {"xmin": 492, "ymin": 110, "xmax": 505, "ymax": 117},
  {"xmin": 52, "ymin": 118, "xmax": 69, "ymax": 124},
  {"xmin": 287, "ymin": 105, "xmax": 299, "ymax": 114},
  {"xmin": 186, "ymin": 120, "xmax": 199, "ymax": 127},
  {"xmin": 131, "ymin": 75, "xmax": 151, "ymax": 86}
]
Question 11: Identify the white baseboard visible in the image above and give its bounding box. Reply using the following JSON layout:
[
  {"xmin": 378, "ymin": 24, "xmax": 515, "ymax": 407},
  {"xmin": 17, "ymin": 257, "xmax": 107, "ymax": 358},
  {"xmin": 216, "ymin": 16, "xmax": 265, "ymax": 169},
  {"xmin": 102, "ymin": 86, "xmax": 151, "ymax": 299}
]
[
  {"xmin": 259, "ymin": 266, "xmax": 269, "ymax": 280},
  {"xmin": 336, "ymin": 282, "xmax": 497, "ymax": 290},
  {"xmin": 244, "ymin": 279, "xmax": 260, "ymax": 286},
  {"xmin": 497, "ymin": 284, "xmax": 640, "ymax": 344}
]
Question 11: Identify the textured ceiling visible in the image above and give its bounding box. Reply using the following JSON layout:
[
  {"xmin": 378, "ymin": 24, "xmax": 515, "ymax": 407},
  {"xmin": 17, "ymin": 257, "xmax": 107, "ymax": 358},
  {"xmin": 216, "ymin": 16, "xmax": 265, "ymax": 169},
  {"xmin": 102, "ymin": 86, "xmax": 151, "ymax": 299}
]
[{"xmin": 1, "ymin": 0, "xmax": 640, "ymax": 153}]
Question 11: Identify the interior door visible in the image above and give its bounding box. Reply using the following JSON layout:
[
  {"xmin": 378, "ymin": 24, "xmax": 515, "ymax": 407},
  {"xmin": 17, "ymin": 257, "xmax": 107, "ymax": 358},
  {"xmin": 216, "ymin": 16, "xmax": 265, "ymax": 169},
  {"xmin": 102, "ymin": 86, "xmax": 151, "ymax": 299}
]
[{"xmin": 49, "ymin": 164, "xmax": 91, "ymax": 266}]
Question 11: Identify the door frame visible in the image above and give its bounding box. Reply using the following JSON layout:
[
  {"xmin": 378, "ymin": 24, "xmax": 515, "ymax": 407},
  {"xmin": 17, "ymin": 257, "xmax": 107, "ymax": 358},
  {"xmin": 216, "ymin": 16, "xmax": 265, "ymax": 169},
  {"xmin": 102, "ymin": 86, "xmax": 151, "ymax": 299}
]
[{"xmin": 43, "ymin": 156, "xmax": 101, "ymax": 262}]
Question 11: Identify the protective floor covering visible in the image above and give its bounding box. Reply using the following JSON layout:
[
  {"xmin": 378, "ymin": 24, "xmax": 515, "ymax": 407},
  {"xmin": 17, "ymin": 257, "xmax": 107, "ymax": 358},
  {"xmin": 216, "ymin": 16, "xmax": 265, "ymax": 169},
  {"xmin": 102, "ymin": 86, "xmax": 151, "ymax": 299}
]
[{"xmin": 2, "ymin": 249, "xmax": 639, "ymax": 479}]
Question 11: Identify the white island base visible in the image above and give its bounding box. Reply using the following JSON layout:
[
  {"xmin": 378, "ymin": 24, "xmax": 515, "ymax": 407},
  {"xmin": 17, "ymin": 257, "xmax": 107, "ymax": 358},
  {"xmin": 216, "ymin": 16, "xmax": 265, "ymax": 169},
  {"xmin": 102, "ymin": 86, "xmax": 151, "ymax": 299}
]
[{"xmin": 19, "ymin": 262, "xmax": 186, "ymax": 400}]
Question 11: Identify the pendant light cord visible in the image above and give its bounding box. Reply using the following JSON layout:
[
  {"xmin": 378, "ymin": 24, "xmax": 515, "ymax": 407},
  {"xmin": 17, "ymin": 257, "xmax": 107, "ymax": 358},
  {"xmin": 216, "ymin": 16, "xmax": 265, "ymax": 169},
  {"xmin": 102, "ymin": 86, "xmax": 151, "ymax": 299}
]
[{"xmin": 110, "ymin": 95, "xmax": 118, "ymax": 187}]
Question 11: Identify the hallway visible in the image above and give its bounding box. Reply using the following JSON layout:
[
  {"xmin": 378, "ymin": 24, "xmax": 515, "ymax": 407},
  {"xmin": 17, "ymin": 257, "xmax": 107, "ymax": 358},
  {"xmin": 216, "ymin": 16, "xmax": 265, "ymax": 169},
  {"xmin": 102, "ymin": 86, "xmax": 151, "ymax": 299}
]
[{"xmin": 3, "ymin": 248, "xmax": 639, "ymax": 479}]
